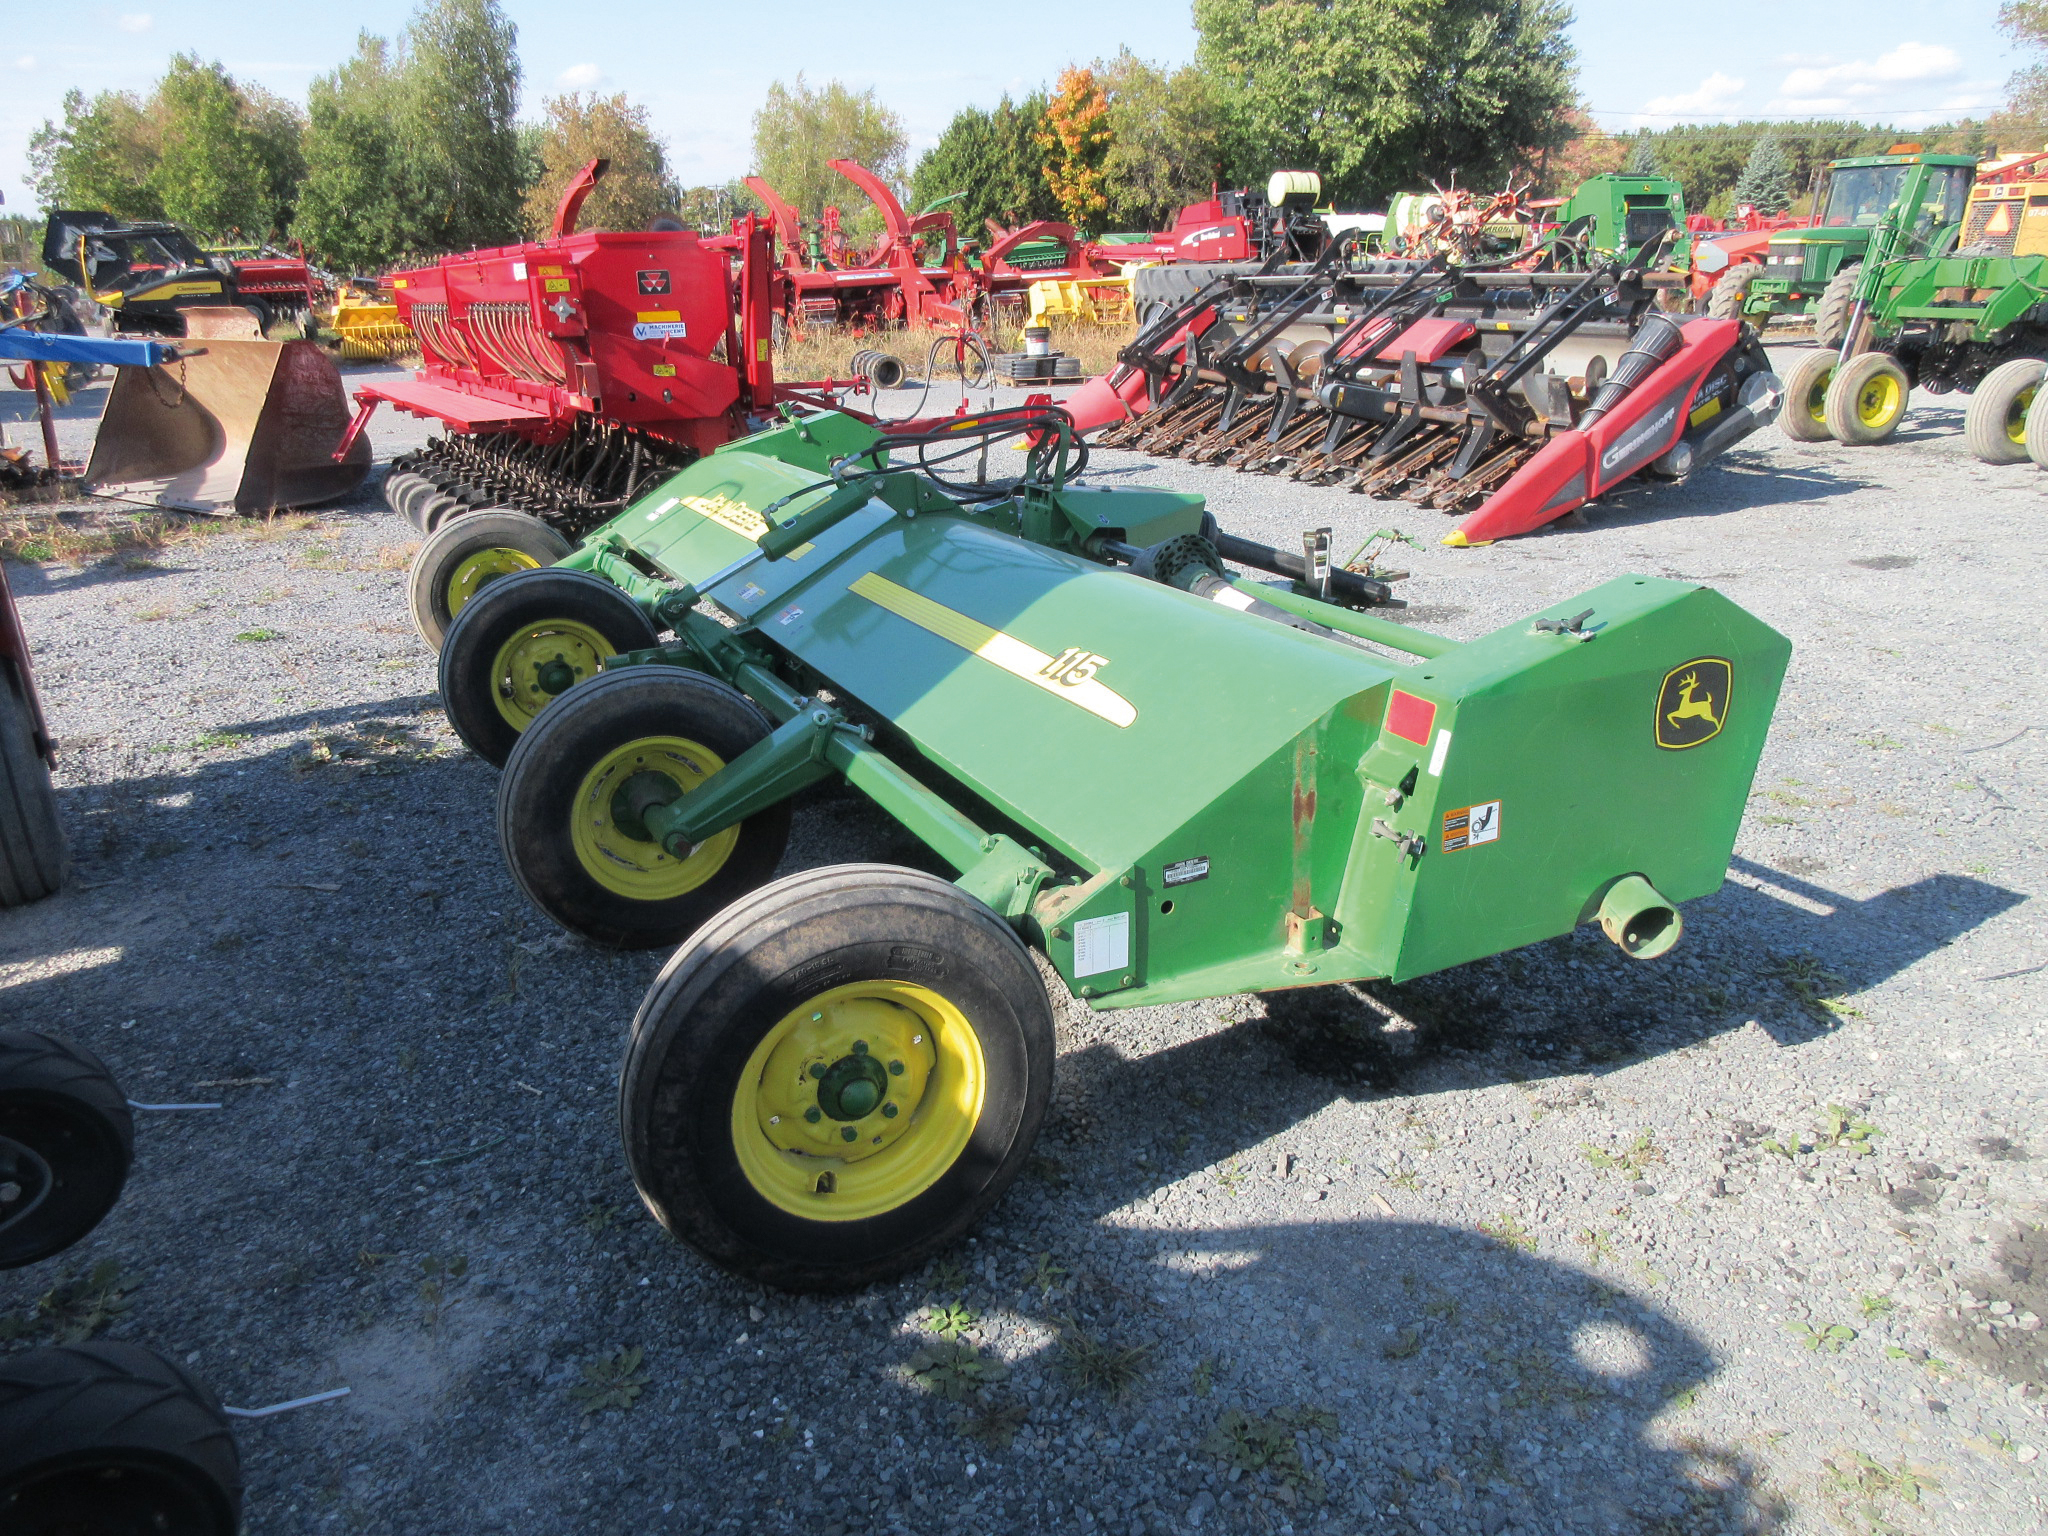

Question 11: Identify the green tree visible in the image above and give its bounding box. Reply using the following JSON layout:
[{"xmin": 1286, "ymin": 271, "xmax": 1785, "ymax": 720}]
[
  {"xmin": 521, "ymin": 93, "xmax": 679, "ymax": 235},
  {"xmin": 1193, "ymin": 0, "xmax": 1578, "ymax": 204},
  {"xmin": 1096, "ymin": 50, "xmax": 1225, "ymax": 228},
  {"xmin": 26, "ymin": 89, "xmax": 163, "ymax": 219},
  {"xmin": 2001, "ymin": 2, "xmax": 2048, "ymax": 121},
  {"xmin": 151, "ymin": 55, "xmax": 298, "ymax": 237},
  {"xmin": 1730, "ymin": 134, "xmax": 1794, "ymax": 214},
  {"xmin": 750, "ymin": 75, "xmax": 907, "ymax": 236},
  {"xmin": 396, "ymin": 0, "xmax": 526, "ymax": 252},
  {"xmin": 909, "ymin": 94, "xmax": 1058, "ymax": 241},
  {"xmin": 297, "ymin": 35, "xmax": 408, "ymax": 270},
  {"xmin": 1626, "ymin": 134, "xmax": 1658, "ymax": 176}
]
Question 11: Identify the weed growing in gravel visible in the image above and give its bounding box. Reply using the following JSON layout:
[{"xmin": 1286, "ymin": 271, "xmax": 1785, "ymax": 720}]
[
  {"xmin": 927, "ymin": 1256, "xmax": 968, "ymax": 1294},
  {"xmin": 924, "ymin": 1302, "xmax": 976, "ymax": 1340},
  {"xmin": 1770, "ymin": 958, "xmax": 1864, "ymax": 1023},
  {"xmin": 152, "ymin": 730, "xmax": 249, "ymax": 754},
  {"xmin": 1026, "ymin": 1252, "xmax": 1068, "ymax": 1295},
  {"xmin": 582, "ymin": 1203, "xmax": 616, "ymax": 1233},
  {"xmin": 960, "ymin": 1399, "xmax": 1029, "ymax": 1449},
  {"xmin": 1055, "ymin": 1322, "xmax": 1150, "ymax": 1398},
  {"xmin": 1575, "ymin": 1228, "xmax": 1618, "ymax": 1266},
  {"xmin": 1785, "ymin": 1319, "xmax": 1858, "ymax": 1353},
  {"xmin": 903, "ymin": 1339, "xmax": 1006, "ymax": 1401},
  {"xmin": 0, "ymin": 1261, "xmax": 133, "ymax": 1343},
  {"xmin": 1883, "ymin": 1345, "xmax": 1956, "ymax": 1378},
  {"xmin": 1383, "ymin": 1163, "xmax": 1421, "ymax": 1191},
  {"xmin": 1201, "ymin": 1405, "xmax": 1338, "ymax": 1501},
  {"xmin": 1762, "ymin": 1105, "xmax": 1883, "ymax": 1159},
  {"xmin": 234, "ymin": 628, "xmax": 280, "ymax": 642},
  {"xmin": 418, "ymin": 1253, "xmax": 468, "ymax": 1326},
  {"xmin": 1857, "ymin": 735, "xmax": 1904, "ymax": 750},
  {"xmin": 1215, "ymin": 1159, "xmax": 1247, "ymax": 1195},
  {"xmin": 1580, "ymin": 1129, "xmax": 1664, "ymax": 1177},
  {"xmin": 1478, "ymin": 1213, "xmax": 1537, "ymax": 1252},
  {"xmin": 1858, "ymin": 1293, "xmax": 1896, "ymax": 1319},
  {"xmin": 1382, "ymin": 1325, "xmax": 1423, "ymax": 1360},
  {"xmin": 1191, "ymin": 1357, "xmax": 1216, "ymax": 1396},
  {"xmin": 569, "ymin": 1347, "xmax": 650, "ymax": 1414},
  {"xmin": 1821, "ymin": 1449, "xmax": 1939, "ymax": 1530}
]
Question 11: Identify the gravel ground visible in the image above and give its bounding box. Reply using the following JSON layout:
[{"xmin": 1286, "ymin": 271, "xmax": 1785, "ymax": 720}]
[{"xmin": 2, "ymin": 342, "xmax": 2043, "ymax": 1536}]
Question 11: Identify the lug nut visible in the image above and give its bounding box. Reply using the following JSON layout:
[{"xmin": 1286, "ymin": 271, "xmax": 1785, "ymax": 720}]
[
  {"xmin": 805, "ymin": 1107, "xmax": 821, "ymax": 1123},
  {"xmin": 883, "ymin": 1104, "xmax": 898, "ymax": 1119},
  {"xmin": 852, "ymin": 1040, "xmax": 868, "ymax": 1054},
  {"xmin": 888, "ymin": 1060, "xmax": 905, "ymax": 1076},
  {"xmin": 840, "ymin": 1126, "xmax": 858, "ymax": 1142},
  {"xmin": 809, "ymin": 1063, "xmax": 826, "ymax": 1079}
]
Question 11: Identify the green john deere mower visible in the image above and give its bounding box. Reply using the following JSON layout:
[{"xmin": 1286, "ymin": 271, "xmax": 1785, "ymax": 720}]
[{"xmin": 430, "ymin": 405, "xmax": 1790, "ymax": 1291}]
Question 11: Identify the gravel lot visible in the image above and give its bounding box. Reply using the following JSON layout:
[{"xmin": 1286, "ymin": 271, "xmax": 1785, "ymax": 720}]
[{"xmin": 2, "ymin": 341, "xmax": 2043, "ymax": 1536}]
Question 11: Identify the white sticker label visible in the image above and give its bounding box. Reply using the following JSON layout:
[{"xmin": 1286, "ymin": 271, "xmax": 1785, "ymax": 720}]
[
  {"xmin": 1467, "ymin": 800, "xmax": 1501, "ymax": 845},
  {"xmin": 1427, "ymin": 728, "xmax": 1452, "ymax": 777},
  {"xmin": 1072, "ymin": 912, "xmax": 1130, "ymax": 978},
  {"xmin": 775, "ymin": 606, "xmax": 803, "ymax": 626},
  {"xmin": 512, "ymin": 261, "xmax": 527, "ymax": 280},
  {"xmin": 632, "ymin": 321, "xmax": 689, "ymax": 340},
  {"xmin": 737, "ymin": 583, "xmax": 765, "ymax": 603}
]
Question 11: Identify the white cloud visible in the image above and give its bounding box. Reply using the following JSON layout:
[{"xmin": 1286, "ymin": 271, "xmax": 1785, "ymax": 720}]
[
  {"xmin": 557, "ymin": 62, "xmax": 603, "ymax": 89},
  {"xmin": 1640, "ymin": 72, "xmax": 1747, "ymax": 118},
  {"xmin": 116, "ymin": 12, "xmax": 153, "ymax": 31},
  {"xmin": 1776, "ymin": 42, "xmax": 1961, "ymax": 102},
  {"xmin": 12, "ymin": 55, "xmax": 33, "ymax": 70}
]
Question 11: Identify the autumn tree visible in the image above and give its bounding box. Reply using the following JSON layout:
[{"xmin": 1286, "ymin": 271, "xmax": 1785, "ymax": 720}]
[
  {"xmin": 750, "ymin": 75, "xmax": 906, "ymax": 239},
  {"xmin": 1036, "ymin": 67, "xmax": 1113, "ymax": 232},
  {"xmin": 1536, "ymin": 107, "xmax": 1626, "ymax": 195},
  {"xmin": 1096, "ymin": 50, "xmax": 1225, "ymax": 228},
  {"xmin": 521, "ymin": 93, "xmax": 678, "ymax": 235}
]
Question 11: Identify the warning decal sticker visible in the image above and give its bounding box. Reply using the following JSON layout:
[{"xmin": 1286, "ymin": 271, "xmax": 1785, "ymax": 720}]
[{"xmin": 1441, "ymin": 800, "xmax": 1501, "ymax": 853}]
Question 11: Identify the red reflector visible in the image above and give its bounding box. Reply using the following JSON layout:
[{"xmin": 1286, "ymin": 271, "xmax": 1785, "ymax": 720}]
[{"xmin": 1386, "ymin": 690, "xmax": 1437, "ymax": 745}]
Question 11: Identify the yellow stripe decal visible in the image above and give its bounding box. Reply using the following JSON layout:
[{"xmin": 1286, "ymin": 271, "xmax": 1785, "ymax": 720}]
[{"xmin": 849, "ymin": 573, "xmax": 1136, "ymax": 728}]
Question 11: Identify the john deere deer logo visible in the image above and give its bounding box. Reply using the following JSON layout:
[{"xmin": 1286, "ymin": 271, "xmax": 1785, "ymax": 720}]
[{"xmin": 1655, "ymin": 658, "xmax": 1732, "ymax": 749}]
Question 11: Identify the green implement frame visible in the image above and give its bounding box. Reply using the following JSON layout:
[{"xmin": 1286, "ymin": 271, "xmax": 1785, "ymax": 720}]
[{"xmin": 528, "ymin": 407, "xmax": 1788, "ymax": 1003}]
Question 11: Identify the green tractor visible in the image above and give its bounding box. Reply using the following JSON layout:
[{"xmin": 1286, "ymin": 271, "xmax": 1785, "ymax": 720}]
[
  {"xmin": 1709, "ymin": 149, "xmax": 1976, "ymax": 344},
  {"xmin": 418, "ymin": 404, "xmax": 1790, "ymax": 1292},
  {"xmin": 1778, "ymin": 161, "xmax": 2048, "ymax": 457}
]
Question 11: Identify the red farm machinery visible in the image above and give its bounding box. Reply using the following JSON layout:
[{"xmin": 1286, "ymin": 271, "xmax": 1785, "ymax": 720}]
[{"xmin": 1063, "ymin": 250, "xmax": 1784, "ymax": 545}]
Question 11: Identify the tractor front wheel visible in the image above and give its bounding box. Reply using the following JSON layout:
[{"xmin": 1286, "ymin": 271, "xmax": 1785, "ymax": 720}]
[
  {"xmin": 407, "ymin": 509, "xmax": 571, "ymax": 652},
  {"xmin": 497, "ymin": 666, "xmax": 791, "ymax": 949},
  {"xmin": 437, "ymin": 568, "xmax": 658, "ymax": 766},
  {"xmin": 1965, "ymin": 358, "xmax": 2044, "ymax": 465},
  {"xmin": 1813, "ymin": 264, "xmax": 1862, "ymax": 351},
  {"xmin": 1705, "ymin": 263, "xmax": 1755, "ymax": 324},
  {"xmin": 619, "ymin": 865, "xmax": 1054, "ymax": 1291},
  {"xmin": 1824, "ymin": 353, "xmax": 1910, "ymax": 445},
  {"xmin": 2026, "ymin": 382, "xmax": 2048, "ymax": 470},
  {"xmin": 1779, "ymin": 351, "xmax": 1838, "ymax": 442},
  {"xmin": 0, "ymin": 1031, "xmax": 132, "ymax": 1269},
  {"xmin": 0, "ymin": 1342, "xmax": 240, "ymax": 1535}
]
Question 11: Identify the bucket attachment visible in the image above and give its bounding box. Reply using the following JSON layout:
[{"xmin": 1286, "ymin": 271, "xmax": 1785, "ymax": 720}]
[{"xmin": 85, "ymin": 309, "xmax": 372, "ymax": 514}]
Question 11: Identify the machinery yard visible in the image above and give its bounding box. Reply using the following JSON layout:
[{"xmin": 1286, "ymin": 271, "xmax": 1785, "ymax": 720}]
[{"xmin": 1, "ymin": 343, "xmax": 2042, "ymax": 1534}]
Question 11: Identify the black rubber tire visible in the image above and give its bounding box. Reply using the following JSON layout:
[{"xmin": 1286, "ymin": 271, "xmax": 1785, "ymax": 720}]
[
  {"xmin": 1825, "ymin": 352, "xmax": 1910, "ymax": 446},
  {"xmin": 0, "ymin": 1031, "xmax": 131, "ymax": 1269},
  {"xmin": 1963, "ymin": 358, "xmax": 2044, "ymax": 465},
  {"xmin": 1813, "ymin": 263, "xmax": 1862, "ymax": 351},
  {"xmin": 1779, "ymin": 350, "xmax": 1838, "ymax": 443},
  {"xmin": 1704, "ymin": 263, "xmax": 1755, "ymax": 323},
  {"xmin": 417, "ymin": 493, "xmax": 465, "ymax": 534},
  {"xmin": 620, "ymin": 864, "xmax": 1055, "ymax": 1291},
  {"xmin": 0, "ymin": 1342, "xmax": 241, "ymax": 1535},
  {"xmin": 438, "ymin": 568, "xmax": 660, "ymax": 767},
  {"xmin": 0, "ymin": 667, "xmax": 67, "ymax": 909},
  {"xmin": 395, "ymin": 476, "xmax": 441, "ymax": 531},
  {"xmin": 497, "ymin": 666, "xmax": 791, "ymax": 949},
  {"xmin": 407, "ymin": 509, "xmax": 571, "ymax": 653},
  {"xmin": 381, "ymin": 470, "xmax": 426, "ymax": 525},
  {"xmin": 2027, "ymin": 380, "xmax": 2048, "ymax": 469}
]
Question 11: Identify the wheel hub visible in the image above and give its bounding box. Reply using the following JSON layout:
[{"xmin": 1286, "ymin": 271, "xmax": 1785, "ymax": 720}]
[
  {"xmin": 757, "ymin": 996, "xmax": 935, "ymax": 1162},
  {"xmin": 491, "ymin": 619, "xmax": 612, "ymax": 730},
  {"xmin": 606, "ymin": 768, "xmax": 681, "ymax": 843}
]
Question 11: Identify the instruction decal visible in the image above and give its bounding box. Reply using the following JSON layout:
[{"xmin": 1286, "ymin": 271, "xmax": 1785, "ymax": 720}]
[
  {"xmin": 1072, "ymin": 912, "xmax": 1131, "ymax": 977},
  {"xmin": 1655, "ymin": 657, "xmax": 1731, "ymax": 750},
  {"xmin": 1441, "ymin": 800, "xmax": 1501, "ymax": 853},
  {"xmin": 1162, "ymin": 857, "xmax": 1210, "ymax": 888}
]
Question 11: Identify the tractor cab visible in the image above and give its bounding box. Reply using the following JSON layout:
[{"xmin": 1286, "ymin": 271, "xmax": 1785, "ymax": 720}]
[{"xmin": 1753, "ymin": 151, "xmax": 1976, "ymax": 300}]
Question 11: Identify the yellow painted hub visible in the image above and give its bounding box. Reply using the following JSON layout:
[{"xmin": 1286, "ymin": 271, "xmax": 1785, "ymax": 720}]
[
  {"xmin": 569, "ymin": 735, "xmax": 737, "ymax": 900},
  {"xmin": 1803, "ymin": 367, "xmax": 1832, "ymax": 425},
  {"xmin": 1855, "ymin": 371, "xmax": 1903, "ymax": 429},
  {"xmin": 489, "ymin": 619, "xmax": 611, "ymax": 732},
  {"xmin": 731, "ymin": 981, "xmax": 985, "ymax": 1222},
  {"xmin": 446, "ymin": 546, "xmax": 540, "ymax": 618},
  {"xmin": 2009, "ymin": 386, "xmax": 2034, "ymax": 446}
]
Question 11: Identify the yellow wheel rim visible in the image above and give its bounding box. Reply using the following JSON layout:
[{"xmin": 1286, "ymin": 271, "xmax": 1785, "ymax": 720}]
[
  {"xmin": 731, "ymin": 981, "xmax": 986, "ymax": 1222},
  {"xmin": 2009, "ymin": 386, "xmax": 2034, "ymax": 446},
  {"xmin": 568, "ymin": 734, "xmax": 738, "ymax": 900},
  {"xmin": 1856, "ymin": 371, "xmax": 1903, "ymax": 429},
  {"xmin": 446, "ymin": 547, "xmax": 540, "ymax": 618},
  {"xmin": 489, "ymin": 619, "xmax": 611, "ymax": 732},
  {"xmin": 1804, "ymin": 367, "xmax": 1832, "ymax": 425}
]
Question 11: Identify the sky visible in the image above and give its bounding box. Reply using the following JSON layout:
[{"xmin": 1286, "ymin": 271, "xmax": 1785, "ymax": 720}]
[{"xmin": 0, "ymin": 1, "xmax": 2031, "ymax": 213}]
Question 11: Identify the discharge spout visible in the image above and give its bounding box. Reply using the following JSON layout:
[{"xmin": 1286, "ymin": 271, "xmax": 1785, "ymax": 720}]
[{"xmin": 1595, "ymin": 874, "xmax": 1682, "ymax": 959}]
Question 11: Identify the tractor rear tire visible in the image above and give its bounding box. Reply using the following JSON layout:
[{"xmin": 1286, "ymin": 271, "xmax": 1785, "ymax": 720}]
[
  {"xmin": 2027, "ymin": 383, "xmax": 2048, "ymax": 469},
  {"xmin": 0, "ymin": 666, "xmax": 66, "ymax": 910},
  {"xmin": 438, "ymin": 568, "xmax": 659, "ymax": 767},
  {"xmin": 497, "ymin": 666, "xmax": 791, "ymax": 950},
  {"xmin": 1813, "ymin": 264, "xmax": 1862, "ymax": 351},
  {"xmin": 1964, "ymin": 358, "xmax": 2044, "ymax": 465},
  {"xmin": 408, "ymin": 510, "xmax": 571, "ymax": 653},
  {"xmin": 0, "ymin": 1031, "xmax": 131, "ymax": 1269},
  {"xmin": 1824, "ymin": 352, "xmax": 1910, "ymax": 445},
  {"xmin": 619, "ymin": 864, "xmax": 1054, "ymax": 1292},
  {"xmin": 0, "ymin": 1342, "xmax": 241, "ymax": 1535},
  {"xmin": 1705, "ymin": 263, "xmax": 1755, "ymax": 323},
  {"xmin": 1779, "ymin": 351, "xmax": 1838, "ymax": 442}
]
